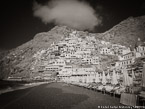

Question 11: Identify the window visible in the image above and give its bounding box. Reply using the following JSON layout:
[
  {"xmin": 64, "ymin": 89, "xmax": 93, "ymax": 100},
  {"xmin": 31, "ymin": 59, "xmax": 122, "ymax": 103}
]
[{"xmin": 127, "ymin": 61, "xmax": 129, "ymax": 65}]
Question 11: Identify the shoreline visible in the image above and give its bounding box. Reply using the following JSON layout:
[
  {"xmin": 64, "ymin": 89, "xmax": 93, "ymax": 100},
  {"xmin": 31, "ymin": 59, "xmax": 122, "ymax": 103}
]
[{"xmin": 0, "ymin": 81, "xmax": 53, "ymax": 95}]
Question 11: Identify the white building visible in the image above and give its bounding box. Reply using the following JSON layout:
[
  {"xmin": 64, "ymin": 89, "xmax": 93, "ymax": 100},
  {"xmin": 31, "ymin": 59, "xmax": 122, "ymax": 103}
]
[
  {"xmin": 49, "ymin": 58, "xmax": 66, "ymax": 66},
  {"xmin": 134, "ymin": 44, "xmax": 145, "ymax": 58},
  {"xmin": 100, "ymin": 46, "xmax": 113, "ymax": 55},
  {"xmin": 118, "ymin": 51, "xmax": 134, "ymax": 61},
  {"xmin": 45, "ymin": 65, "xmax": 60, "ymax": 72},
  {"xmin": 59, "ymin": 65, "xmax": 73, "ymax": 76}
]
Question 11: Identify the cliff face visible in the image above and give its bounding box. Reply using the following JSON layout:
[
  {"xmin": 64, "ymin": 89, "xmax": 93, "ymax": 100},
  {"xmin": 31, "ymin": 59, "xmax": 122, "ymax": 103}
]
[
  {"xmin": 0, "ymin": 26, "xmax": 72, "ymax": 79},
  {"xmin": 0, "ymin": 15, "xmax": 145, "ymax": 79},
  {"xmin": 95, "ymin": 16, "xmax": 145, "ymax": 48}
]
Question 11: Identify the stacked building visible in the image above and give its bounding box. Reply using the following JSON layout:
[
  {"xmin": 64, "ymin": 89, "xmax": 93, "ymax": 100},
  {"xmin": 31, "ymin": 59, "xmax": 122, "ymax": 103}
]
[{"xmin": 31, "ymin": 31, "xmax": 145, "ymax": 87}]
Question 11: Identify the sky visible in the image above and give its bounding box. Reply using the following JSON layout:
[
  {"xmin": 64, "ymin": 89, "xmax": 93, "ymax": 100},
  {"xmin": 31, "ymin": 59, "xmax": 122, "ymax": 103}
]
[{"xmin": 0, "ymin": 0, "xmax": 145, "ymax": 50}]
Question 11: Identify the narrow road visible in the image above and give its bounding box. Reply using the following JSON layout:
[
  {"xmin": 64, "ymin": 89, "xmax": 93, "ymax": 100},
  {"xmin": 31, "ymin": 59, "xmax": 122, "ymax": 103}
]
[{"xmin": 0, "ymin": 82, "xmax": 123, "ymax": 109}]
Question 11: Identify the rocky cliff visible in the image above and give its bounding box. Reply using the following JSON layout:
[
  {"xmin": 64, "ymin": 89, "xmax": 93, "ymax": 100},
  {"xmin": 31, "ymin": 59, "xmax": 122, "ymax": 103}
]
[
  {"xmin": 96, "ymin": 16, "xmax": 145, "ymax": 48},
  {"xmin": 0, "ymin": 15, "xmax": 145, "ymax": 79},
  {"xmin": 0, "ymin": 26, "xmax": 72, "ymax": 79}
]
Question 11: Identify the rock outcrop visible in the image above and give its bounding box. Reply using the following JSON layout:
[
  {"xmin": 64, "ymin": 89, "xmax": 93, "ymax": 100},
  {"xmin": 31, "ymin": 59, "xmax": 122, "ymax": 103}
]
[{"xmin": 96, "ymin": 16, "xmax": 145, "ymax": 48}]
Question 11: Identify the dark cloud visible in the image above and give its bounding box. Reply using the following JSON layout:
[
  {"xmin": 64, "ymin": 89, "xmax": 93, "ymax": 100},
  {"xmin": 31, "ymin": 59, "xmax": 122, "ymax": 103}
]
[{"xmin": 33, "ymin": 0, "xmax": 102, "ymax": 31}]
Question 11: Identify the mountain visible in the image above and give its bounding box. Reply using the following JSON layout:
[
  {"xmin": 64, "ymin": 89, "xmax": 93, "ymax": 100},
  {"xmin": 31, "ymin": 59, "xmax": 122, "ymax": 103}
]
[
  {"xmin": 96, "ymin": 16, "xmax": 145, "ymax": 48},
  {"xmin": 0, "ymin": 15, "xmax": 145, "ymax": 80},
  {"xmin": 0, "ymin": 26, "xmax": 72, "ymax": 79}
]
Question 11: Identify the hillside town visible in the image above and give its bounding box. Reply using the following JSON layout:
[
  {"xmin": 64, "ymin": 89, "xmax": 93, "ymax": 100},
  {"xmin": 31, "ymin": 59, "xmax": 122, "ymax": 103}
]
[
  {"xmin": 30, "ymin": 30, "xmax": 145, "ymax": 86},
  {"xmin": 1, "ymin": 0, "xmax": 145, "ymax": 108},
  {"xmin": 28, "ymin": 30, "xmax": 145, "ymax": 106}
]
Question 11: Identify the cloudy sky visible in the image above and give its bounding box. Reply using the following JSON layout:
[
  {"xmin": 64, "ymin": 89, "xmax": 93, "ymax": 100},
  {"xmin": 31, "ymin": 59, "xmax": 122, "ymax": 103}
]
[{"xmin": 1, "ymin": 0, "xmax": 145, "ymax": 49}]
